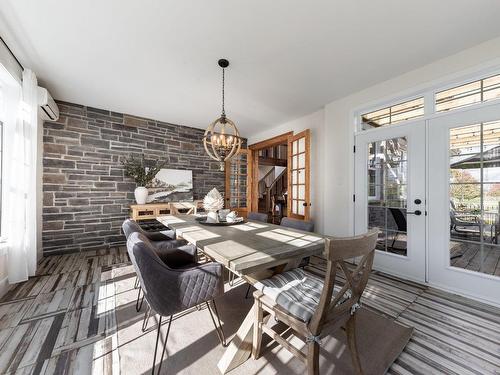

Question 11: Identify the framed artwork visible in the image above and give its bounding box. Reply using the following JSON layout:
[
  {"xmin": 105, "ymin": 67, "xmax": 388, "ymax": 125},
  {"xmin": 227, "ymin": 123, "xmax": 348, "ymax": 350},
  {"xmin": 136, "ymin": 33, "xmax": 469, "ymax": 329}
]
[{"xmin": 146, "ymin": 169, "xmax": 193, "ymax": 203}]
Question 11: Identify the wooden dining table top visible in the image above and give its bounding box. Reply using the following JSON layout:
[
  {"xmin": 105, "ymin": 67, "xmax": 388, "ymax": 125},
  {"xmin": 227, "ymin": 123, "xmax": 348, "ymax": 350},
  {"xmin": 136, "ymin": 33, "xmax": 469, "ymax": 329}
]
[{"xmin": 156, "ymin": 214, "xmax": 325, "ymax": 275}]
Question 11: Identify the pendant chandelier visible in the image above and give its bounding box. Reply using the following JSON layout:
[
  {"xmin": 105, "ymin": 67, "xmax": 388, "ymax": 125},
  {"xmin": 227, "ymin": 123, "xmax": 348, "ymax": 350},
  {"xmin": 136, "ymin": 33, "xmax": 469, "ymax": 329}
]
[{"xmin": 203, "ymin": 59, "xmax": 242, "ymax": 171}]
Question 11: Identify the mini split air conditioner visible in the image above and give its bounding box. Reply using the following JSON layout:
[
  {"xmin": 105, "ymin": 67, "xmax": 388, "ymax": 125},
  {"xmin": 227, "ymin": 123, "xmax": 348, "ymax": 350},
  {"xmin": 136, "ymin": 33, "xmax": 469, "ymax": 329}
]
[{"xmin": 37, "ymin": 86, "xmax": 59, "ymax": 121}]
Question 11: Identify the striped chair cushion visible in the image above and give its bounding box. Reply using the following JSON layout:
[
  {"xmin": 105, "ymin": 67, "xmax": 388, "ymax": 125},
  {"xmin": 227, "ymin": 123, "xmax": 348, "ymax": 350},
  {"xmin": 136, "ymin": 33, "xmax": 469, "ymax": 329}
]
[{"xmin": 254, "ymin": 268, "xmax": 350, "ymax": 322}]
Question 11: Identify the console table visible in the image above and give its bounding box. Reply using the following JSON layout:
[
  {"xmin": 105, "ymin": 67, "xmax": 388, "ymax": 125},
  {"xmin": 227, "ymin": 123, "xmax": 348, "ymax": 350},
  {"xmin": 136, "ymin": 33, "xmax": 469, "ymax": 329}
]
[{"xmin": 130, "ymin": 200, "xmax": 203, "ymax": 221}]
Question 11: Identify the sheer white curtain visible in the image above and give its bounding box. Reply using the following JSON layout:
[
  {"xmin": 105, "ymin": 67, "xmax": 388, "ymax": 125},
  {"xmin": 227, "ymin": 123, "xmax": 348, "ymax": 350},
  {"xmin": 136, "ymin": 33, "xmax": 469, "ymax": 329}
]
[{"xmin": 1, "ymin": 68, "xmax": 38, "ymax": 283}]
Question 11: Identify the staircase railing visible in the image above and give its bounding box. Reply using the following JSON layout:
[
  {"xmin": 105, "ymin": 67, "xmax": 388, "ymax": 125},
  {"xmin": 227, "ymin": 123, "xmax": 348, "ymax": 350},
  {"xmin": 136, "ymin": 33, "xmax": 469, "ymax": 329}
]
[{"xmin": 264, "ymin": 168, "xmax": 287, "ymax": 213}]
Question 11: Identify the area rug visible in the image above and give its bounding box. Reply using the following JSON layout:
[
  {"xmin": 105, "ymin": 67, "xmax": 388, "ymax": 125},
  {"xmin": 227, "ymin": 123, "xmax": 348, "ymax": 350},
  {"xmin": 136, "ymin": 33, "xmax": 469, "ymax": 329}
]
[{"xmin": 112, "ymin": 265, "xmax": 412, "ymax": 374}]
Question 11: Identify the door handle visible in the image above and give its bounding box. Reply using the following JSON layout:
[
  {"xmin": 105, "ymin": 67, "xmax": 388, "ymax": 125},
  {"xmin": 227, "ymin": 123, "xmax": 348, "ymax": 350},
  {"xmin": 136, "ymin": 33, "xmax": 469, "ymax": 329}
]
[{"xmin": 407, "ymin": 210, "xmax": 422, "ymax": 216}]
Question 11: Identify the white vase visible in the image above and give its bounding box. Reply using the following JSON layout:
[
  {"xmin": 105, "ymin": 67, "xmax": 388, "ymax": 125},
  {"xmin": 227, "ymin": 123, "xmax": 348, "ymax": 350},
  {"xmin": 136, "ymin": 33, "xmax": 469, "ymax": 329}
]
[
  {"xmin": 134, "ymin": 186, "xmax": 149, "ymax": 204},
  {"xmin": 207, "ymin": 211, "xmax": 219, "ymax": 223}
]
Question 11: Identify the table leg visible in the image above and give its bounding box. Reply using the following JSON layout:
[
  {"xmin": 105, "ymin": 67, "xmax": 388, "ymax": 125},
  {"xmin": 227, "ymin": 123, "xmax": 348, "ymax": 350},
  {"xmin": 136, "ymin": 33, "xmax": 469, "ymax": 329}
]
[{"xmin": 217, "ymin": 304, "xmax": 256, "ymax": 374}]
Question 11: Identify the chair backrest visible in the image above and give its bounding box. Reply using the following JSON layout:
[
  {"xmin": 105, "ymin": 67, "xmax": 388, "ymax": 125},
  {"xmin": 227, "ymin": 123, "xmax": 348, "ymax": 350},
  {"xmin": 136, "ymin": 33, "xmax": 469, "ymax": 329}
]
[
  {"xmin": 247, "ymin": 212, "xmax": 268, "ymax": 223},
  {"xmin": 280, "ymin": 217, "xmax": 314, "ymax": 232},
  {"xmin": 122, "ymin": 219, "xmax": 144, "ymax": 239},
  {"xmin": 308, "ymin": 228, "xmax": 379, "ymax": 335},
  {"xmin": 127, "ymin": 232, "xmax": 178, "ymax": 315},
  {"xmin": 127, "ymin": 232, "xmax": 223, "ymax": 317}
]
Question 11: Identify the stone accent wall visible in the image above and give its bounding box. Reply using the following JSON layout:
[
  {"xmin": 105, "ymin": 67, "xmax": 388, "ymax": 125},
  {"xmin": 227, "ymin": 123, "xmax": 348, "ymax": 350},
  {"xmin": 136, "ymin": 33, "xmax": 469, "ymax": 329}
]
[{"xmin": 42, "ymin": 101, "xmax": 228, "ymax": 255}]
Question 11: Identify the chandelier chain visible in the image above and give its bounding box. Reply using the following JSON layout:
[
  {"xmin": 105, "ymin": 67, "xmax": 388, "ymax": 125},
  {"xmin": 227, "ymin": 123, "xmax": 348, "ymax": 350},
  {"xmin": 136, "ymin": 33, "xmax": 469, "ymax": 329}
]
[{"xmin": 221, "ymin": 67, "xmax": 225, "ymax": 117}]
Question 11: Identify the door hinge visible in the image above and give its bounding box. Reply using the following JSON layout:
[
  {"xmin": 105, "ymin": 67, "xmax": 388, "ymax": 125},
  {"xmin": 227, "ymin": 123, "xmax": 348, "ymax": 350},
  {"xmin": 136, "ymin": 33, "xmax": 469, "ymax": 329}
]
[
  {"xmin": 353, "ymin": 145, "xmax": 356, "ymax": 153},
  {"xmin": 353, "ymin": 194, "xmax": 356, "ymax": 202}
]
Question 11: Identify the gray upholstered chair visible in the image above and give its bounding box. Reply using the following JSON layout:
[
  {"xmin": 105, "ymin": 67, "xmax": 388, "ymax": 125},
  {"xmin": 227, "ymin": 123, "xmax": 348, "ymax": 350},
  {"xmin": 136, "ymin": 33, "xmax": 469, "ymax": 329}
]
[
  {"xmin": 247, "ymin": 211, "xmax": 269, "ymax": 223},
  {"xmin": 127, "ymin": 232, "xmax": 226, "ymax": 374},
  {"xmin": 280, "ymin": 217, "xmax": 315, "ymax": 270},
  {"xmin": 122, "ymin": 219, "xmax": 197, "ymax": 312},
  {"xmin": 123, "ymin": 218, "xmax": 176, "ymax": 242},
  {"xmin": 280, "ymin": 217, "xmax": 315, "ymax": 232}
]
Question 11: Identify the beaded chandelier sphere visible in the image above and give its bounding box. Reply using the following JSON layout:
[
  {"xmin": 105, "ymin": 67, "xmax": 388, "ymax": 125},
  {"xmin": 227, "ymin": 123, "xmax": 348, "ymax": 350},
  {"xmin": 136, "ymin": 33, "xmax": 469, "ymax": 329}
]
[{"xmin": 203, "ymin": 59, "xmax": 242, "ymax": 171}]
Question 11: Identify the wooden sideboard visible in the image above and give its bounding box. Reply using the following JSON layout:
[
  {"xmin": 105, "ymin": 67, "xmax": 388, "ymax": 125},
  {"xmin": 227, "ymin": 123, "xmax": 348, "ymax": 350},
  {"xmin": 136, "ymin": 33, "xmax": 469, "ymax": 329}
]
[{"xmin": 130, "ymin": 201, "xmax": 203, "ymax": 221}]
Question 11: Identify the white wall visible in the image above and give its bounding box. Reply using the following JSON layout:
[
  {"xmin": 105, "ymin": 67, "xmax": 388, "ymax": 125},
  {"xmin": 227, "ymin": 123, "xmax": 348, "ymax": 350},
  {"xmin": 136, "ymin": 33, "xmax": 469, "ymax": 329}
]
[
  {"xmin": 250, "ymin": 36, "xmax": 500, "ymax": 237},
  {"xmin": 248, "ymin": 109, "xmax": 325, "ymax": 232}
]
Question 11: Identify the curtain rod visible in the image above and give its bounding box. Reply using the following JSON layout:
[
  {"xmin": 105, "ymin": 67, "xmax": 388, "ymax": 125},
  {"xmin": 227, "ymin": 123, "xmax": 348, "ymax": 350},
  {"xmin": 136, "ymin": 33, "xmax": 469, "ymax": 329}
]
[{"xmin": 0, "ymin": 36, "xmax": 24, "ymax": 71}]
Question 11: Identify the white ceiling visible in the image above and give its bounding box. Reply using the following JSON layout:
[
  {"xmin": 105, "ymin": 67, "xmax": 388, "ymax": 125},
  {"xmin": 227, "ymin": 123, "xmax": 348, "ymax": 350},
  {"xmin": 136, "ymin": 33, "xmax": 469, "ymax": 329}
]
[{"xmin": 2, "ymin": 1, "xmax": 500, "ymax": 136}]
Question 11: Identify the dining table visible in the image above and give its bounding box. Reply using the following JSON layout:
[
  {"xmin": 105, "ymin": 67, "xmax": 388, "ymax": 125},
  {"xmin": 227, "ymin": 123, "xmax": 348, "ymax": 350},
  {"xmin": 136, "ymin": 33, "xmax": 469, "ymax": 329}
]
[{"xmin": 156, "ymin": 214, "xmax": 326, "ymax": 374}]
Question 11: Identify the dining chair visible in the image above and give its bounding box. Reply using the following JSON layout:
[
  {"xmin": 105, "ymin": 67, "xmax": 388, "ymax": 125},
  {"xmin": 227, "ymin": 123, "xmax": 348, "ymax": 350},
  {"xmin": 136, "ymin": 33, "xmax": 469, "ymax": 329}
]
[
  {"xmin": 122, "ymin": 219, "xmax": 197, "ymax": 313},
  {"xmin": 248, "ymin": 211, "xmax": 269, "ymax": 223},
  {"xmin": 281, "ymin": 217, "xmax": 315, "ymax": 232},
  {"xmin": 252, "ymin": 228, "xmax": 379, "ymax": 375},
  {"xmin": 123, "ymin": 218, "xmax": 177, "ymax": 242},
  {"xmin": 127, "ymin": 232, "xmax": 226, "ymax": 375}
]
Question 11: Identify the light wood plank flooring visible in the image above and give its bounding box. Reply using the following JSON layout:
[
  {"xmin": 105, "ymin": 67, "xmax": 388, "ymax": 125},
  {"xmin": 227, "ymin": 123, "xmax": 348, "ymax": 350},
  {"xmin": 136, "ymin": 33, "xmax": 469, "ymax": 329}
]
[{"xmin": 0, "ymin": 249, "xmax": 498, "ymax": 374}]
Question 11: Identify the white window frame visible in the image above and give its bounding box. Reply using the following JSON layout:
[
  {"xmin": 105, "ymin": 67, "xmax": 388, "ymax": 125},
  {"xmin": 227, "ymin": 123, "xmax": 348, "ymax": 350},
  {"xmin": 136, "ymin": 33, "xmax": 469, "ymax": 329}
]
[{"xmin": 354, "ymin": 65, "xmax": 500, "ymax": 134}]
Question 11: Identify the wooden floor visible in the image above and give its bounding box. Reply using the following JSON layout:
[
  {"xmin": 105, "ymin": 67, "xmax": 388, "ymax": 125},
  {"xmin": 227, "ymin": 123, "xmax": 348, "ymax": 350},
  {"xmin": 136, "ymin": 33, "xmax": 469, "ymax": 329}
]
[
  {"xmin": 0, "ymin": 248, "xmax": 499, "ymax": 374},
  {"xmin": 450, "ymin": 240, "xmax": 500, "ymax": 276}
]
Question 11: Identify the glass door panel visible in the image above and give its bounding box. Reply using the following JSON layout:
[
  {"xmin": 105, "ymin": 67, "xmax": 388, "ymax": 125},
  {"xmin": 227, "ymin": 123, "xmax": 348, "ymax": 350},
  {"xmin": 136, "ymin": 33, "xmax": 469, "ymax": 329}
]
[
  {"xmin": 449, "ymin": 120, "xmax": 500, "ymax": 277},
  {"xmin": 428, "ymin": 102, "xmax": 500, "ymax": 305},
  {"xmin": 367, "ymin": 137, "xmax": 408, "ymax": 256}
]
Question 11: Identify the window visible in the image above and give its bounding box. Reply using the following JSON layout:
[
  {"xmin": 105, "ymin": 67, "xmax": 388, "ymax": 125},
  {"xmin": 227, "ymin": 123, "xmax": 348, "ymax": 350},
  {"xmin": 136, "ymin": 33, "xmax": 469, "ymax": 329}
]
[
  {"xmin": 436, "ymin": 73, "xmax": 500, "ymax": 113},
  {"xmin": 361, "ymin": 97, "xmax": 424, "ymax": 130}
]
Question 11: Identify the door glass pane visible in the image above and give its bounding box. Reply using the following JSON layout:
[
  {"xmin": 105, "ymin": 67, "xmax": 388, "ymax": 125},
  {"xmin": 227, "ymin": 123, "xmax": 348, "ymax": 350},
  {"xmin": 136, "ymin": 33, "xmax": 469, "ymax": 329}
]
[
  {"xmin": 298, "ymin": 153, "xmax": 305, "ymax": 169},
  {"xmin": 298, "ymin": 138, "xmax": 305, "ymax": 153},
  {"xmin": 449, "ymin": 120, "xmax": 500, "ymax": 277},
  {"xmin": 298, "ymin": 170, "xmax": 305, "ymax": 184},
  {"xmin": 367, "ymin": 137, "xmax": 408, "ymax": 256},
  {"xmin": 298, "ymin": 185, "xmax": 305, "ymax": 199},
  {"xmin": 298, "ymin": 201, "xmax": 305, "ymax": 215}
]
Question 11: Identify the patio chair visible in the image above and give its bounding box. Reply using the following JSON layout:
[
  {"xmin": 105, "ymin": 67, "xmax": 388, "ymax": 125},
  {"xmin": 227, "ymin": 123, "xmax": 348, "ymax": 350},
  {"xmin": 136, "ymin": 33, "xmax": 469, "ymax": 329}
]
[
  {"xmin": 252, "ymin": 229, "xmax": 378, "ymax": 375},
  {"xmin": 127, "ymin": 232, "xmax": 226, "ymax": 375},
  {"xmin": 388, "ymin": 208, "xmax": 407, "ymax": 250},
  {"xmin": 449, "ymin": 205, "xmax": 483, "ymax": 235}
]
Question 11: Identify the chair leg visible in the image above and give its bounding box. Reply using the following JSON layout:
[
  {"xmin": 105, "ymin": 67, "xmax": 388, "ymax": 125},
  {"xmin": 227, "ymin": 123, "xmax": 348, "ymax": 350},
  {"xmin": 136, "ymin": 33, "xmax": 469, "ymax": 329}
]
[
  {"xmin": 306, "ymin": 340, "xmax": 320, "ymax": 375},
  {"xmin": 228, "ymin": 272, "xmax": 235, "ymax": 287},
  {"xmin": 252, "ymin": 299, "xmax": 263, "ymax": 360},
  {"xmin": 136, "ymin": 287, "xmax": 145, "ymax": 312},
  {"xmin": 142, "ymin": 304, "xmax": 151, "ymax": 332},
  {"xmin": 152, "ymin": 315, "xmax": 173, "ymax": 375},
  {"xmin": 244, "ymin": 284, "xmax": 252, "ymax": 299},
  {"xmin": 346, "ymin": 314, "xmax": 363, "ymax": 375},
  {"xmin": 206, "ymin": 300, "xmax": 227, "ymax": 347},
  {"xmin": 390, "ymin": 232, "xmax": 398, "ymax": 249}
]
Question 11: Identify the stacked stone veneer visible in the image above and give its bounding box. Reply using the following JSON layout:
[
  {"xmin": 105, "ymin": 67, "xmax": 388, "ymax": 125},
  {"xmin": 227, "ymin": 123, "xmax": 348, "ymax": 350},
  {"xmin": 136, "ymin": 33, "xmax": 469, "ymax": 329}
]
[{"xmin": 43, "ymin": 101, "xmax": 228, "ymax": 255}]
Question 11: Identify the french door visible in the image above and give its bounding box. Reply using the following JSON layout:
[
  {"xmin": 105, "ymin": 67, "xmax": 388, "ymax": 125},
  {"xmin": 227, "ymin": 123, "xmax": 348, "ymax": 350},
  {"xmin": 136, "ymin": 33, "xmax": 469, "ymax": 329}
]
[
  {"xmin": 225, "ymin": 149, "xmax": 251, "ymax": 218},
  {"xmin": 428, "ymin": 102, "xmax": 500, "ymax": 304},
  {"xmin": 287, "ymin": 130, "xmax": 311, "ymax": 220},
  {"xmin": 354, "ymin": 120, "xmax": 426, "ymax": 282}
]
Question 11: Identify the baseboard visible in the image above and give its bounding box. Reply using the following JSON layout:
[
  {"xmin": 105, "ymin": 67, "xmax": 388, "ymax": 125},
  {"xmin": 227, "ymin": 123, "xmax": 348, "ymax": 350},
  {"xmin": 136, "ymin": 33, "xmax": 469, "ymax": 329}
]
[{"xmin": 0, "ymin": 276, "xmax": 9, "ymax": 299}]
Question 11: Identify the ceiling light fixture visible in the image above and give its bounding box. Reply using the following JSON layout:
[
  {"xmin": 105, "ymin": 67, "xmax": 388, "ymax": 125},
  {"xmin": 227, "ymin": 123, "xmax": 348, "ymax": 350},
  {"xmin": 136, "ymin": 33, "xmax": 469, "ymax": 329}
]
[{"xmin": 203, "ymin": 59, "xmax": 242, "ymax": 171}]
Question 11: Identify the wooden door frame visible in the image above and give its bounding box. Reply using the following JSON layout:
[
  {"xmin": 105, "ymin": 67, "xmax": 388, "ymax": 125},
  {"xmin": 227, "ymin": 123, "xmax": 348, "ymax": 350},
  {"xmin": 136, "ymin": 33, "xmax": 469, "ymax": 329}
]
[{"xmin": 248, "ymin": 132, "xmax": 293, "ymax": 213}]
